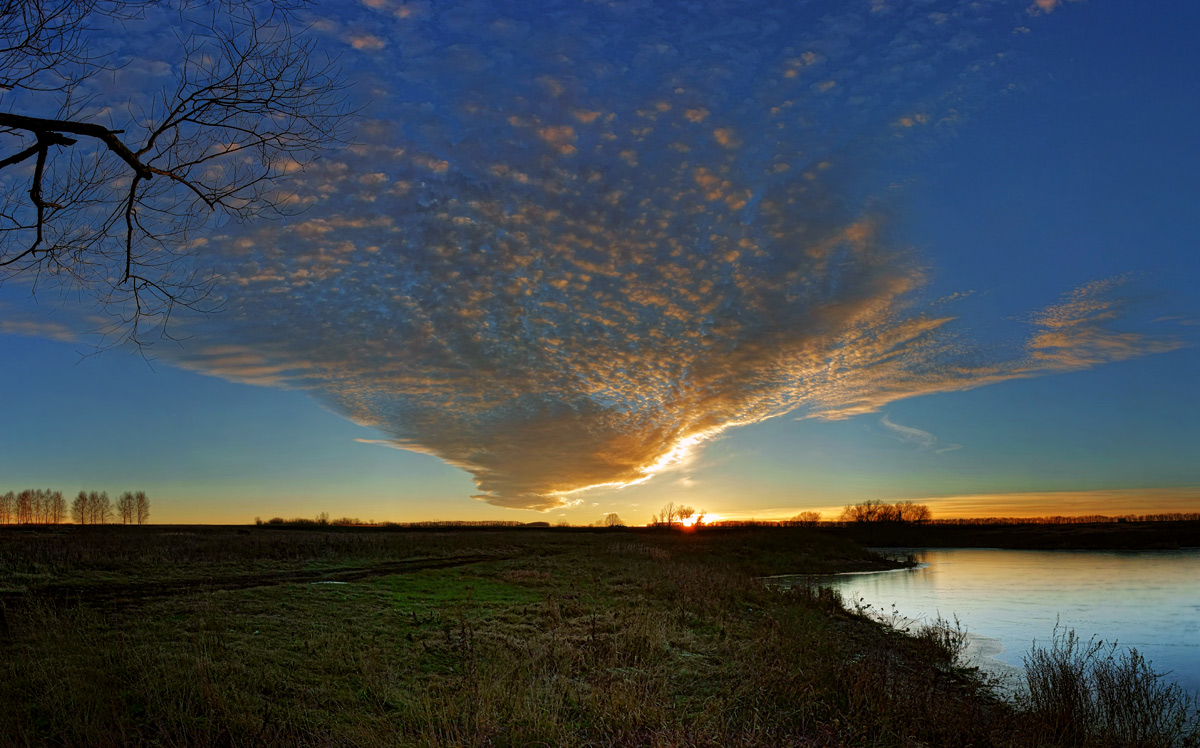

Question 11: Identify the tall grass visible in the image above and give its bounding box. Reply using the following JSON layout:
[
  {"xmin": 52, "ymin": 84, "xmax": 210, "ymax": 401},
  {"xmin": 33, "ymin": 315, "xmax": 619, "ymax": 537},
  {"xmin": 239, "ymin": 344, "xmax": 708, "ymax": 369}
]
[
  {"xmin": 1022, "ymin": 625, "xmax": 1199, "ymax": 748},
  {"xmin": 4, "ymin": 527, "xmax": 1196, "ymax": 747}
]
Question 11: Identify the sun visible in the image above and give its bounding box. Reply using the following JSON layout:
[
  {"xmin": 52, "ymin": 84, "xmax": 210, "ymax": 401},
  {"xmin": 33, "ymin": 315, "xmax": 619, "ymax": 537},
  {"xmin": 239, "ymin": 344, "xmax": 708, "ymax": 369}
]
[{"xmin": 681, "ymin": 513, "xmax": 720, "ymax": 528}]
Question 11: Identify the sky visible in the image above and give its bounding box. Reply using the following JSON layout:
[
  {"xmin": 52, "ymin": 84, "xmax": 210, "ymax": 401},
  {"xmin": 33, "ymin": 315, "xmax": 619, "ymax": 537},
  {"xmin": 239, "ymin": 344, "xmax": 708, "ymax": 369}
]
[{"xmin": 1, "ymin": 0, "xmax": 1198, "ymax": 525}]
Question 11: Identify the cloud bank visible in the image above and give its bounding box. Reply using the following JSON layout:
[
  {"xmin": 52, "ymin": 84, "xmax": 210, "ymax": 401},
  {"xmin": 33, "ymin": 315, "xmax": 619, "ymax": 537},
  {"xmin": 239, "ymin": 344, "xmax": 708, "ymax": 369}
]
[{"xmin": 153, "ymin": 0, "xmax": 1180, "ymax": 509}]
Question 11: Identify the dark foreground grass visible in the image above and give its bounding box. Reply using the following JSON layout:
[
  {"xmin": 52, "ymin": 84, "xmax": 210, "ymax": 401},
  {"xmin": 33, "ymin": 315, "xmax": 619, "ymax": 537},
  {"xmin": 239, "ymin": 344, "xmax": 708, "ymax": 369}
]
[{"xmin": 0, "ymin": 526, "xmax": 1194, "ymax": 747}]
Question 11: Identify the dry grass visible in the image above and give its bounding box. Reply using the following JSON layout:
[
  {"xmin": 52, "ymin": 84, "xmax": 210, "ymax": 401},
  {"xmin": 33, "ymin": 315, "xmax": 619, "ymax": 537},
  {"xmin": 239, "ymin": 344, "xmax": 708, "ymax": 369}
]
[
  {"xmin": 0, "ymin": 526, "xmax": 1192, "ymax": 747},
  {"xmin": 1022, "ymin": 625, "xmax": 1199, "ymax": 748}
]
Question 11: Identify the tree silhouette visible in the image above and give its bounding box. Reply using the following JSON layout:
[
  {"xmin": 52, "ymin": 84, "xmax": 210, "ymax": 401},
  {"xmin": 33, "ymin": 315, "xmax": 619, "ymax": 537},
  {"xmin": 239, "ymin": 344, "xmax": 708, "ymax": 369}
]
[
  {"xmin": 117, "ymin": 491, "xmax": 135, "ymax": 524},
  {"xmin": 652, "ymin": 502, "xmax": 678, "ymax": 528},
  {"xmin": 135, "ymin": 491, "xmax": 150, "ymax": 525},
  {"xmin": 0, "ymin": 0, "xmax": 348, "ymax": 344},
  {"xmin": 15, "ymin": 490, "xmax": 33, "ymax": 524},
  {"xmin": 792, "ymin": 511, "xmax": 822, "ymax": 527},
  {"xmin": 47, "ymin": 490, "xmax": 65, "ymax": 523},
  {"xmin": 83, "ymin": 490, "xmax": 112, "ymax": 524},
  {"xmin": 72, "ymin": 490, "xmax": 88, "ymax": 524},
  {"xmin": 0, "ymin": 489, "xmax": 65, "ymax": 523},
  {"xmin": 650, "ymin": 503, "xmax": 698, "ymax": 528},
  {"xmin": 894, "ymin": 501, "xmax": 931, "ymax": 524},
  {"xmin": 840, "ymin": 500, "xmax": 931, "ymax": 524},
  {"xmin": 602, "ymin": 512, "xmax": 624, "ymax": 527}
]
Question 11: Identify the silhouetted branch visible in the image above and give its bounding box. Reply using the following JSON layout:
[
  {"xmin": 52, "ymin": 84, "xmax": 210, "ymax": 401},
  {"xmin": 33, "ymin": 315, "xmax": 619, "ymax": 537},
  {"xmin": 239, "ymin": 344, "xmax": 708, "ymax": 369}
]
[{"xmin": 0, "ymin": 0, "xmax": 349, "ymax": 347}]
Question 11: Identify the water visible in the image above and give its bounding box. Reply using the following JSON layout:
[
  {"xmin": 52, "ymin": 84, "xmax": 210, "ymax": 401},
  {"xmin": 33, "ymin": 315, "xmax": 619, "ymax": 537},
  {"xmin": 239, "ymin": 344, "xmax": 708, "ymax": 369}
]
[{"xmin": 780, "ymin": 548, "xmax": 1200, "ymax": 694}]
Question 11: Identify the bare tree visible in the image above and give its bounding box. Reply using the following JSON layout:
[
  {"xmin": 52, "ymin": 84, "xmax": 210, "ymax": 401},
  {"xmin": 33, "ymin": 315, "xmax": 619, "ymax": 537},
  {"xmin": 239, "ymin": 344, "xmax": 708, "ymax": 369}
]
[
  {"xmin": 602, "ymin": 512, "xmax": 624, "ymax": 527},
  {"xmin": 15, "ymin": 490, "xmax": 33, "ymax": 524},
  {"xmin": 1, "ymin": 0, "xmax": 348, "ymax": 344},
  {"xmin": 840, "ymin": 500, "xmax": 931, "ymax": 524},
  {"xmin": 134, "ymin": 490, "xmax": 150, "ymax": 524},
  {"xmin": 791, "ymin": 510, "xmax": 822, "ymax": 527},
  {"xmin": 0, "ymin": 491, "xmax": 12, "ymax": 524},
  {"xmin": 894, "ymin": 501, "xmax": 931, "ymax": 524},
  {"xmin": 117, "ymin": 491, "xmax": 135, "ymax": 524},
  {"xmin": 31, "ymin": 489, "xmax": 46, "ymax": 523},
  {"xmin": 48, "ymin": 490, "xmax": 65, "ymax": 523},
  {"xmin": 97, "ymin": 490, "xmax": 112, "ymax": 523},
  {"xmin": 83, "ymin": 489, "xmax": 112, "ymax": 523},
  {"xmin": 72, "ymin": 490, "xmax": 88, "ymax": 524},
  {"xmin": 841, "ymin": 499, "xmax": 887, "ymax": 524}
]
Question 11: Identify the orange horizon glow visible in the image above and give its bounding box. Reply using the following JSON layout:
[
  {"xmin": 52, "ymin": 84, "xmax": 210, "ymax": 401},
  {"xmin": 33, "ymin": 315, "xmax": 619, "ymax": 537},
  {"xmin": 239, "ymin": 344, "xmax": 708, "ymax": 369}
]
[
  {"xmin": 86, "ymin": 485, "xmax": 1198, "ymax": 527},
  {"xmin": 687, "ymin": 487, "xmax": 1199, "ymax": 525}
]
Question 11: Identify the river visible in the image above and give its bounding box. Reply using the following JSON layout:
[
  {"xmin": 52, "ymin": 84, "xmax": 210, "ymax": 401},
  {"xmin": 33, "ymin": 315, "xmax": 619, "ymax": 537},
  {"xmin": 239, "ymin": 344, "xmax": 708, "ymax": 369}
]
[{"xmin": 775, "ymin": 548, "xmax": 1200, "ymax": 694}]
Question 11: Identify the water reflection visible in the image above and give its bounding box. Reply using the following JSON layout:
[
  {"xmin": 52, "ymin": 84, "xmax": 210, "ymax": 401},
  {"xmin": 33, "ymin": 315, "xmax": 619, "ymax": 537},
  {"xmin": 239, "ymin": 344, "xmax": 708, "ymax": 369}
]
[{"xmin": 791, "ymin": 549, "xmax": 1200, "ymax": 693}]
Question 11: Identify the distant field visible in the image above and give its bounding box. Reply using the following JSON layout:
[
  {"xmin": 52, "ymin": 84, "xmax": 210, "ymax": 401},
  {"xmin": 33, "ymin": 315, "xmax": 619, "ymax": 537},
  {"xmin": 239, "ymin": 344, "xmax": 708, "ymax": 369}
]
[{"xmin": 0, "ymin": 526, "xmax": 1194, "ymax": 747}]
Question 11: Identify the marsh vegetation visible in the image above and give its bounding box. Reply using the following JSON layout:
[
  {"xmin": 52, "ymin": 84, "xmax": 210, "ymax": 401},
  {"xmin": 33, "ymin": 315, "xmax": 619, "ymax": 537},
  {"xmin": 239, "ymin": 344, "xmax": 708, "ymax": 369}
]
[{"xmin": 0, "ymin": 525, "xmax": 1194, "ymax": 747}]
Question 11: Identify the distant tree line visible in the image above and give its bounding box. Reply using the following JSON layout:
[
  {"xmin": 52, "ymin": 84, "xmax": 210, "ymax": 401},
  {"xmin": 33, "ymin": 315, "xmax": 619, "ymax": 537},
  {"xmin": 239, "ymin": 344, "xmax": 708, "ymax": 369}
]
[
  {"xmin": 926, "ymin": 513, "xmax": 1200, "ymax": 525},
  {"xmin": 253, "ymin": 515, "xmax": 538, "ymax": 528},
  {"xmin": 244, "ymin": 507, "xmax": 1199, "ymax": 531},
  {"xmin": 709, "ymin": 510, "xmax": 1200, "ymax": 528},
  {"xmin": 0, "ymin": 489, "xmax": 149, "ymax": 524},
  {"xmin": 0, "ymin": 489, "xmax": 66, "ymax": 524}
]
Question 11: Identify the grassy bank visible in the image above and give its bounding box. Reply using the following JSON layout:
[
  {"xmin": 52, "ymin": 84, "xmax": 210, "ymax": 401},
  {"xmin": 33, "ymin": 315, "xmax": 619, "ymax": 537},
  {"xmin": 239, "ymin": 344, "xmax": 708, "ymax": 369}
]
[{"xmin": 0, "ymin": 526, "xmax": 1194, "ymax": 747}]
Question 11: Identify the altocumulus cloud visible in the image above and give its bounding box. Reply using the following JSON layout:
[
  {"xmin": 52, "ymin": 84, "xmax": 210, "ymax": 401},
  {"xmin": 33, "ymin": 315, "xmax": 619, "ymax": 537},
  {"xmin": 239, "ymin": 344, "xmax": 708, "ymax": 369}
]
[{"xmin": 156, "ymin": 0, "xmax": 1180, "ymax": 509}]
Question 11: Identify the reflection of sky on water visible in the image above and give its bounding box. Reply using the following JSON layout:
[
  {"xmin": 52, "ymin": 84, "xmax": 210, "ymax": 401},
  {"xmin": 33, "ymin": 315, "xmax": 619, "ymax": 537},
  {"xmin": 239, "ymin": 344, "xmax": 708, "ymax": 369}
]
[{"xmin": 817, "ymin": 548, "xmax": 1200, "ymax": 693}]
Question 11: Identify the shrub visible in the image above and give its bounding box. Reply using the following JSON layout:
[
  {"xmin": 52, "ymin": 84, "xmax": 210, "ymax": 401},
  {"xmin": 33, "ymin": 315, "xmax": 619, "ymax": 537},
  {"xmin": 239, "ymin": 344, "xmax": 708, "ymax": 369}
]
[{"xmin": 1022, "ymin": 625, "xmax": 1199, "ymax": 747}]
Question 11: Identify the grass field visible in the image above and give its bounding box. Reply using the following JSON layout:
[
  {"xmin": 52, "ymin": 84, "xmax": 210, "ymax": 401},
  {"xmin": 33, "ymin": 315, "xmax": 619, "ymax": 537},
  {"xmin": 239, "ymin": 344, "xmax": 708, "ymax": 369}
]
[{"xmin": 1, "ymin": 525, "xmax": 1194, "ymax": 747}]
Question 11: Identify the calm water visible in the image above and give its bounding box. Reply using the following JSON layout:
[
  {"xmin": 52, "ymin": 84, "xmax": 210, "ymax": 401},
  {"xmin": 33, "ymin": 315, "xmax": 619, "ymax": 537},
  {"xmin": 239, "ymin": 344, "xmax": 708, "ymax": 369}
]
[{"xmin": 788, "ymin": 548, "xmax": 1200, "ymax": 693}]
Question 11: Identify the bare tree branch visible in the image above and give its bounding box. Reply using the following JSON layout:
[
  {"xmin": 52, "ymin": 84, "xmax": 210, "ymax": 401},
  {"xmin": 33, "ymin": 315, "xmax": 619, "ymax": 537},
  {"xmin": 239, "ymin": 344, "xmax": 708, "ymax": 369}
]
[{"xmin": 0, "ymin": 0, "xmax": 350, "ymax": 347}]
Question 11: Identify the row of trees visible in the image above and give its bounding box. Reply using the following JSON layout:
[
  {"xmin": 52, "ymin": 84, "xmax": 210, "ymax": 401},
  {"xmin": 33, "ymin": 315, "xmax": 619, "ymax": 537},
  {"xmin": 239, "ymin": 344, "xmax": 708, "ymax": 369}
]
[
  {"xmin": 0, "ymin": 489, "xmax": 66, "ymax": 524},
  {"xmin": 74, "ymin": 491, "xmax": 151, "ymax": 525},
  {"xmin": 0, "ymin": 490, "xmax": 149, "ymax": 524}
]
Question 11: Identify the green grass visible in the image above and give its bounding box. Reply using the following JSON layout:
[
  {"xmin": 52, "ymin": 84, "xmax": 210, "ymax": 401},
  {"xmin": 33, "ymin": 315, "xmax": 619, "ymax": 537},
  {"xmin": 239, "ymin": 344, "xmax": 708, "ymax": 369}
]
[{"xmin": 377, "ymin": 564, "xmax": 547, "ymax": 613}]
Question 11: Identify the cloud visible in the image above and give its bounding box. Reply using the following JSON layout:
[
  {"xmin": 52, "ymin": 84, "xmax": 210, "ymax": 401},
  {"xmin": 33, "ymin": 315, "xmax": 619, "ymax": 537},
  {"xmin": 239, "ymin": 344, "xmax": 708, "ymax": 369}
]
[
  {"xmin": 88, "ymin": 0, "xmax": 1179, "ymax": 511},
  {"xmin": 347, "ymin": 33, "xmax": 387, "ymax": 51},
  {"xmin": 0, "ymin": 318, "xmax": 80, "ymax": 344},
  {"xmin": 1026, "ymin": 277, "xmax": 1185, "ymax": 370},
  {"xmin": 878, "ymin": 414, "xmax": 961, "ymax": 454},
  {"xmin": 1026, "ymin": 0, "xmax": 1086, "ymax": 16}
]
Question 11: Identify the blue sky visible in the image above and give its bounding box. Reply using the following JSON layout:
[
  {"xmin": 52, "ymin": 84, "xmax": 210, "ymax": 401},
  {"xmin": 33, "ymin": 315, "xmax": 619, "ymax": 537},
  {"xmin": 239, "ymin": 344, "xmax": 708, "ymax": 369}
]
[{"xmin": 2, "ymin": 0, "xmax": 1197, "ymax": 524}]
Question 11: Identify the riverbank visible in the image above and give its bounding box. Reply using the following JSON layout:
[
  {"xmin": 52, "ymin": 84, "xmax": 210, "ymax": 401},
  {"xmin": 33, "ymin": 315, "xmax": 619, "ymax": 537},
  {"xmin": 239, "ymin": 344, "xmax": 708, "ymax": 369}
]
[
  {"xmin": 810, "ymin": 546, "xmax": 1200, "ymax": 697},
  {"xmin": 0, "ymin": 526, "xmax": 1193, "ymax": 746}
]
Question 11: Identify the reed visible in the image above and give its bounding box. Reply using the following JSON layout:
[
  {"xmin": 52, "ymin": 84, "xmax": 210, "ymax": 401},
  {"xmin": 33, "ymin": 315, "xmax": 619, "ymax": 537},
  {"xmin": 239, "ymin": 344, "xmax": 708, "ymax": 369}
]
[{"xmin": 1022, "ymin": 625, "xmax": 1199, "ymax": 748}]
